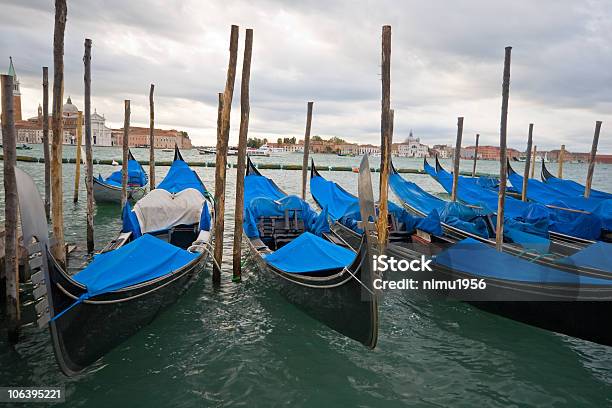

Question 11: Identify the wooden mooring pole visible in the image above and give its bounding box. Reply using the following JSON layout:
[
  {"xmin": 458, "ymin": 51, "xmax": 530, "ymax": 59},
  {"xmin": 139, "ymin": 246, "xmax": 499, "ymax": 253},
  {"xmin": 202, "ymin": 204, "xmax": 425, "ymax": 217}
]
[
  {"xmin": 301, "ymin": 101, "xmax": 314, "ymax": 199},
  {"xmin": 42, "ymin": 67, "xmax": 51, "ymax": 220},
  {"xmin": 377, "ymin": 25, "xmax": 392, "ymax": 245},
  {"xmin": 213, "ymin": 25, "xmax": 239, "ymax": 285},
  {"xmin": 521, "ymin": 123, "xmax": 533, "ymax": 201},
  {"xmin": 530, "ymin": 145, "xmax": 537, "ymax": 178},
  {"xmin": 149, "ymin": 84, "xmax": 155, "ymax": 190},
  {"xmin": 584, "ymin": 121, "xmax": 602, "ymax": 198},
  {"xmin": 496, "ymin": 46, "xmax": 512, "ymax": 251},
  {"xmin": 84, "ymin": 38, "xmax": 94, "ymax": 253},
  {"xmin": 2, "ymin": 74, "xmax": 20, "ymax": 343},
  {"xmin": 471, "ymin": 133, "xmax": 479, "ymax": 177},
  {"xmin": 557, "ymin": 144, "xmax": 565, "ymax": 178},
  {"xmin": 51, "ymin": 0, "xmax": 67, "ymax": 267},
  {"xmin": 121, "ymin": 100, "xmax": 130, "ymax": 207},
  {"xmin": 232, "ymin": 28, "xmax": 253, "ymax": 282},
  {"xmin": 73, "ymin": 111, "xmax": 83, "ymax": 202},
  {"xmin": 451, "ymin": 117, "xmax": 464, "ymax": 201}
]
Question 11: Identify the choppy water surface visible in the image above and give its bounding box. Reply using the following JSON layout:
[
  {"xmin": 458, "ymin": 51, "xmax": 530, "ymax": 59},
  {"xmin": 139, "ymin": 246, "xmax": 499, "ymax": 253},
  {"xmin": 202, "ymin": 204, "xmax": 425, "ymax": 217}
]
[{"xmin": 0, "ymin": 146, "xmax": 611, "ymax": 407}]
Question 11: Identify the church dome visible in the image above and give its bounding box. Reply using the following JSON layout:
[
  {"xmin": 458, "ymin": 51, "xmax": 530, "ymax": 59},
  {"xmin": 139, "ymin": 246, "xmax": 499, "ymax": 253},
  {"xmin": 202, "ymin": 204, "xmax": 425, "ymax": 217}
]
[{"xmin": 63, "ymin": 96, "xmax": 78, "ymax": 115}]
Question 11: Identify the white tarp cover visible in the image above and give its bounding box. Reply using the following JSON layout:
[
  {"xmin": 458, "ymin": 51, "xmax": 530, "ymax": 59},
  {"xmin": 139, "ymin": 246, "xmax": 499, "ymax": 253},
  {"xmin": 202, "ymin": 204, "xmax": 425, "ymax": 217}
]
[{"xmin": 134, "ymin": 188, "xmax": 206, "ymax": 233}]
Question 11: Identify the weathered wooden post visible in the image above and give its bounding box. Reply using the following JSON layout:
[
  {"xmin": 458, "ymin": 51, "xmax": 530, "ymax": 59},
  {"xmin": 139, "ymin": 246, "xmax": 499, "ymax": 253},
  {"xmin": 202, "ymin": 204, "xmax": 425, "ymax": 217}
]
[
  {"xmin": 213, "ymin": 25, "xmax": 239, "ymax": 285},
  {"xmin": 73, "ymin": 111, "xmax": 83, "ymax": 202},
  {"xmin": 232, "ymin": 28, "xmax": 253, "ymax": 282},
  {"xmin": 301, "ymin": 101, "xmax": 314, "ymax": 199},
  {"xmin": 51, "ymin": 0, "xmax": 68, "ymax": 266},
  {"xmin": 149, "ymin": 84, "xmax": 155, "ymax": 190},
  {"xmin": 84, "ymin": 38, "xmax": 94, "ymax": 253},
  {"xmin": 471, "ymin": 133, "xmax": 479, "ymax": 177},
  {"xmin": 496, "ymin": 46, "xmax": 512, "ymax": 251},
  {"xmin": 530, "ymin": 145, "xmax": 537, "ymax": 178},
  {"xmin": 377, "ymin": 25, "xmax": 392, "ymax": 245},
  {"xmin": 521, "ymin": 123, "xmax": 533, "ymax": 201},
  {"xmin": 121, "ymin": 100, "xmax": 130, "ymax": 207},
  {"xmin": 42, "ymin": 67, "xmax": 51, "ymax": 220},
  {"xmin": 451, "ymin": 117, "xmax": 464, "ymax": 201},
  {"xmin": 584, "ymin": 121, "xmax": 602, "ymax": 198},
  {"xmin": 557, "ymin": 144, "xmax": 565, "ymax": 178},
  {"xmin": 2, "ymin": 74, "xmax": 20, "ymax": 343}
]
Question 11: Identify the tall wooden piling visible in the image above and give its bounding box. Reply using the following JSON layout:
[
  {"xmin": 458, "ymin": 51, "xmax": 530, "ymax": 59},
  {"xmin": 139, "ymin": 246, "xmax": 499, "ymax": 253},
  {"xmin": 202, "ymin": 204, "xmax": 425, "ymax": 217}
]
[
  {"xmin": 471, "ymin": 133, "xmax": 479, "ymax": 177},
  {"xmin": 232, "ymin": 28, "xmax": 253, "ymax": 282},
  {"xmin": 496, "ymin": 46, "xmax": 512, "ymax": 251},
  {"xmin": 530, "ymin": 145, "xmax": 537, "ymax": 178},
  {"xmin": 2, "ymin": 74, "xmax": 20, "ymax": 343},
  {"xmin": 377, "ymin": 25, "xmax": 392, "ymax": 245},
  {"xmin": 42, "ymin": 67, "xmax": 51, "ymax": 220},
  {"xmin": 51, "ymin": 0, "xmax": 68, "ymax": 266},
  {"xmin": 557, "ymin": 144, "xmax": 565, "ymax": 178},
  {"xmin": 301, "ymin": 101, "xmax": 314, "ymax": 200},
  {"xmin": 451, "ymin": 117, "xmax": 464, "ymax": 201},
  {"xmin": 521, "ymin": 123, "xmax": 533, "ymax": 201},
  {"xmin": 213, "ymin": 25, "xmax": 239, "ymax": 285},
  {"xmin": 73, "ymin": 111, "xmax": 83, "ymax": 202},
  {"xmin": 121, "ymin": 100, "xmax": 130, "ymax": 207},
  {"xmin": 149, "ymin": 84, "xmax": 155, "ymax": 190},
  {"xmin": 584, "ymin": 121, "xmax": 602, "ymax": 198},
  {"xmin": 83, "ymin": 38, "xmax": 94, "ymax": 253}
]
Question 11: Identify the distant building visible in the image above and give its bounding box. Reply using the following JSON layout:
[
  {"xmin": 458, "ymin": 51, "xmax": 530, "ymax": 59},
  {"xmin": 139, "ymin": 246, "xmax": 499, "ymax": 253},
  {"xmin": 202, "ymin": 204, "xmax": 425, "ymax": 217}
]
[
  {"xmin": 8, "ymin": 57, "xmax": 22, "ymax": 122},
  {"xmin": 461, "ymin": 145, "xmax": 521, "ymax": 160},
  {"xmin": 359, "ymin": 144, "xmax": 380, "ymax": 155},
  {"xmin": 113, "ymin": 127, "xmax": 192, "ymax": 149},
  {"xmin": 337, "ymin": 143, "xmax": 359, "ymax": 155},
  {"xmin": 393, "ymin": 130, "xmax": 429, "ymax": 157},
  {"xmin": 431, "ymin": 144, "xmax": 454, "ymax": 159}
]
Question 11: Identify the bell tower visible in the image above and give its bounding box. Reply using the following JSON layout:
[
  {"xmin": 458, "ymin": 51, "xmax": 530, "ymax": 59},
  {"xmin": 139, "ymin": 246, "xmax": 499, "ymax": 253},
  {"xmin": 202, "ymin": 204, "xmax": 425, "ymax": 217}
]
[{"xmin": 8, "ymin": 57, "xmax": 22, "ymax": 122}]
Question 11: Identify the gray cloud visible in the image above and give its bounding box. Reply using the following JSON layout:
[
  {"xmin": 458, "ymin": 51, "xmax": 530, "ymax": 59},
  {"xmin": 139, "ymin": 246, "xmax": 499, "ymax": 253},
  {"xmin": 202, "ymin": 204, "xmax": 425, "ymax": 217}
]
[{"xmin": 1, "ymin": 0, "xmax": 610, "ymax": 152}]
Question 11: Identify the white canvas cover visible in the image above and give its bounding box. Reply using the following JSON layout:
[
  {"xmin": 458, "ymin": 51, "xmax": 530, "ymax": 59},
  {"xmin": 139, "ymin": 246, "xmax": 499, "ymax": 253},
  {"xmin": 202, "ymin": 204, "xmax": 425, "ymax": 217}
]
[{"xmin": 134, "ymin": 188, "xmax": 206, "ymax": 233}]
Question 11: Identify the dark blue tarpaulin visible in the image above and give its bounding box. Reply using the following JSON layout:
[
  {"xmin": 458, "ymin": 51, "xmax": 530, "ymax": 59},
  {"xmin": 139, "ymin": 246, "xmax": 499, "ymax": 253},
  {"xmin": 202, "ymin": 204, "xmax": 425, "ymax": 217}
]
[
  {"xmin": 435, "ymin": 238, "xmax": 612, "ymax": 284},
  {"xmin": 556, "ymin": 241, "xmax": 612, "ymax": 272},
  {"xmin": 158, "ymin": 158, "xmax": 206, "ymax": 195},
  {"xmin": 543, "ymin": 174, "xmax": 612, "ymax": 201},
  {"xmin": 73, "ymin": 234, "xmax": 199, "ymax": 297},
  {"xmin": 100, "ymin": 158, "xmax": 148, "ymax": 187},
  {"xmin": 264, "ymin": 232, "xmax": 355, "ymax": 273}
]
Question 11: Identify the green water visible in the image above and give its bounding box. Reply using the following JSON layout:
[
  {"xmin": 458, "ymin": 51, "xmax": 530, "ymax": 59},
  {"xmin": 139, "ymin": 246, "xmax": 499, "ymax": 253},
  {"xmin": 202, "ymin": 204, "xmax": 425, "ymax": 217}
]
[{"xmin": 1, "ymin": 146, "xmax": 611, "ymax": 407}]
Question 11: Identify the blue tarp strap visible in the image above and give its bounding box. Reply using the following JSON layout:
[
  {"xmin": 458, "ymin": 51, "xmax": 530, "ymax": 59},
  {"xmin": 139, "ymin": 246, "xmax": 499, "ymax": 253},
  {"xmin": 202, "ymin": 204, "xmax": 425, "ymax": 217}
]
[{"xmin": 50, "ymin": 293, "xmax": 89, "ymax": 322}]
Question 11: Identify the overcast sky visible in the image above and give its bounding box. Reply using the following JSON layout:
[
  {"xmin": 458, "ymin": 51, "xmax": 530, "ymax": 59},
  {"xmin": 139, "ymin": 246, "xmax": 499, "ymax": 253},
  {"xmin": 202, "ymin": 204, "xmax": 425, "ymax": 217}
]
[{"xmin": 1, "ymin": 0, "xmax": 611, "ymax": 152}]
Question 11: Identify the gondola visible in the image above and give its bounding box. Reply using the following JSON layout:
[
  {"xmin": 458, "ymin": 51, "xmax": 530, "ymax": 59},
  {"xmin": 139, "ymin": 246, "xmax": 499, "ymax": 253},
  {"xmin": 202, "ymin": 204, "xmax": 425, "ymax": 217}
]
[
  {"xmin": 427, "ymin": 156, "xmax": 605, "ymax": 243},
  {"xmin": 93, "ymin": 149, "xmax": 148, "ymax": 204},
  {"xmin": 17, "ymin": 145, "xmax": 213, "ymax": 376},
  {"xmin": 507, "ymin": 160, "xmax": 612, "ymax": 241},
  {"xmin": 354, "ymin": 155, "xmax": 612, "ymax": 348},
  {"xmin": 243, "ymin": 157, "xmax": 379, "ymax": 348},
  {"xmin": 542, "ymin": 161, "xmax": 612, "ymax": 200},
  {"xmin": 312, "ymin": 159, "xmax": 612, "ymax": 278}
]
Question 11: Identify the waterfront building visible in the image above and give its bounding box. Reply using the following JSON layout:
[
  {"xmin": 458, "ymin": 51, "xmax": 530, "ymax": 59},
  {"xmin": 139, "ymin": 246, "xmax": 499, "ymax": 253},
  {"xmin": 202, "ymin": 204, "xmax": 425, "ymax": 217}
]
[
  {"xmin": 112, "ymin": 127, "xmax": 192, "ymax": 149},
  {"xmin": 393, "ymin": 130, "xmax": 429, "ymax": 157},
  {"xmin": 359, "ymin": 144, "xmax": 380, "ymax": 155}
]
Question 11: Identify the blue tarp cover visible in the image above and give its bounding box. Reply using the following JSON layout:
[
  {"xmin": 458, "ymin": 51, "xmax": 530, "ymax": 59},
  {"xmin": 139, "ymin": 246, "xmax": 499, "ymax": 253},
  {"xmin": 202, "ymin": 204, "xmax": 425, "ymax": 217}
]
[
  {"xmin": 73, "ymin": 234, "xmax": 198, "ymax": 297},
  {"xmin": 158, "ymin": 159, "xmax": 206, "ymax": 195},
  {"xmin": 543, "ymin": 174, "xmax": 612, "ymax": 201},
  {"xmin": 311, "ymin": 173, "xmax": 433, "ymax": 234},
  {"xmin": 244, "ymin": 173, "xmax": 285, "ymax": 205},
  {"xmin": 103, "ymin": 159, "xmax": 148, "ymax": 187},
  {"xmin": 508, "ymin": 169, "xmax": 612, "ymax": 231},
  {"xmin": 426, "ymin": 160, "xmax": 602, "ymax": 240},
  {"xmin": 434, "ymin": 238, "xmax": 612, "ymax": 285},
  {"xmin": 556, "ymin": 241, "xmax": 612, "ymax": 272},
  {"xmin": 264, "ymin": 232, "xmax": 355, "ymax": 273}
]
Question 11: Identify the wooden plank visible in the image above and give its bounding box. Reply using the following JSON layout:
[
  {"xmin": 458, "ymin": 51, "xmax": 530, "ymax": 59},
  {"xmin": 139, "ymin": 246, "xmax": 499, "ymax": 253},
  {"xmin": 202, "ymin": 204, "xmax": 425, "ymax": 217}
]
[
  {"xmin": 2, "ymin": 74, "xmax": 20, "ymax": 342},
  {"xmin": 530, "ymin": 145, "xmax": 537, "ymax": 178},
  {"xmin": 471, "ymin": 133, "xmax": 479, "ymax": 177},
  {"xmin": 301, "ymin": 101, "xmax": 314, "ymax": 199},
  {"xmin": 232, "ymin": 28, "xmax": 253, "ymax": 282},
  {"xmin": 496, "ymin": 46, "xmax": 512, "ymax": 251},
  {"xmin": 584, "ymin": 121, "xmax": 602, "ymax": 198},
  {"xmin": 121, "ymin": 100, "xmax": 130, "ymax": 207},
  {"xmin": 213, "ymin": 24, "xmax": 239, "ymax": 285},
  {"xmin": 557, "ymin": 144, "xmax": 565, "ymax": 178},
  {"xmin": 521, "ymin": 123, "xmax": 533, "ymax": 201},
  {"xmin": 73, "ymin": 111, "xmax": 83, "ymax": 202},
  {"xmin": 84, "ymin": 38, "xmax": 94, "ymax": 253},
  {"xmin": 51, "ymin": 0, "xmax": 67, "ymax": 267},
  {"xmin": 451, "ymin": 117, "xmax": 464, "ymax": 201}
]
